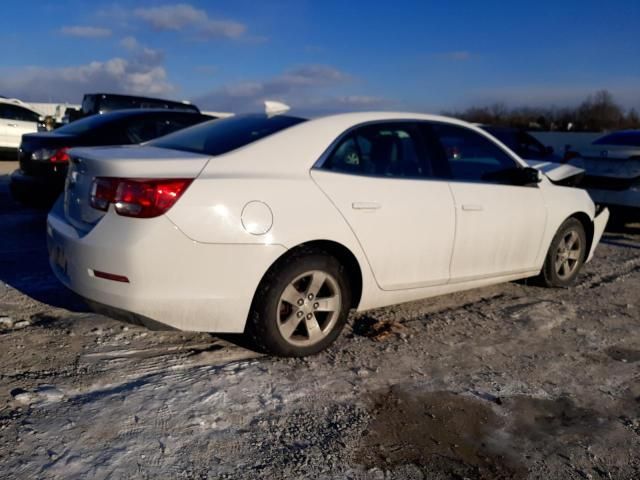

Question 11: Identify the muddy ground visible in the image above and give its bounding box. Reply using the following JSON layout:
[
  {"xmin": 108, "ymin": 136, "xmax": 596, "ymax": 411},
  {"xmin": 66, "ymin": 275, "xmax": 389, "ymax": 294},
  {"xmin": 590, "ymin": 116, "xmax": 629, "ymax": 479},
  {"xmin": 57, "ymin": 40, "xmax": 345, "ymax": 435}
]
[{"xmin": 0, "ymin": 159, "xmax": 639, "ymax": 479}]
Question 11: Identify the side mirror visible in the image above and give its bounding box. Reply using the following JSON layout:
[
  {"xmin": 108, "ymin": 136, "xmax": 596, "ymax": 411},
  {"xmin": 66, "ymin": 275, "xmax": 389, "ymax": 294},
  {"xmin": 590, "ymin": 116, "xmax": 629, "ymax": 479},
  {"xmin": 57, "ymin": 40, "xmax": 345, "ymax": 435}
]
[{"xmin": 516, "ymin": 167, "xmax": 542, "ymax": 185}]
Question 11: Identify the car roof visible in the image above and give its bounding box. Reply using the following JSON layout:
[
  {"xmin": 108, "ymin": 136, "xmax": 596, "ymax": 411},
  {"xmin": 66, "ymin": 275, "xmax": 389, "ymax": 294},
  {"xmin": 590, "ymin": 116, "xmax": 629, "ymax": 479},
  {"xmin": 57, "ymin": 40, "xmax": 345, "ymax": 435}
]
[
  {"xmin": 93, "ymin": 108, "xmax": 205, "ymax": 119},
  {"xmin": 194, "ymin": 111, "xmax": 527, "ymax": 173}
]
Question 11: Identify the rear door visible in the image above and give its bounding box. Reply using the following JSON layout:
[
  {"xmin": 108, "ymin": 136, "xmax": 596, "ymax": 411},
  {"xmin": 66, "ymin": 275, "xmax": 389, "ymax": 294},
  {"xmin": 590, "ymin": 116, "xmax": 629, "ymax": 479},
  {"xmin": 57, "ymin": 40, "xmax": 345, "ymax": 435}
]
[
  {"xmin": 426, "ymin": 122, "xmax": 547, "ymax": 282},
  {"xmin": 311, "ymin": 122, "xmax": 456, "ymax": 291}
]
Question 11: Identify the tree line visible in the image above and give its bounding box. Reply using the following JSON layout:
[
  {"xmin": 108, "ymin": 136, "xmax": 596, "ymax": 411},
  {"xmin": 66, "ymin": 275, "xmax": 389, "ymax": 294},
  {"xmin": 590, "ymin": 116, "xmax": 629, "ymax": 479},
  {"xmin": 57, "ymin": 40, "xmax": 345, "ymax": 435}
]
[{"xmin": 443, "ymin": 90, "xmax": 640, "ymax": 132}]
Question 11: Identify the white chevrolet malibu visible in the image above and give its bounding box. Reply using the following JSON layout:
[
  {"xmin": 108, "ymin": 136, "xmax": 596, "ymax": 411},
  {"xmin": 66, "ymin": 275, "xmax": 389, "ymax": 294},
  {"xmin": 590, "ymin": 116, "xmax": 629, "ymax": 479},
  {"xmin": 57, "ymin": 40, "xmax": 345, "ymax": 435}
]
[{"xmin": 47, "ymin": 113, "xmax": 609, "ymax": 356}]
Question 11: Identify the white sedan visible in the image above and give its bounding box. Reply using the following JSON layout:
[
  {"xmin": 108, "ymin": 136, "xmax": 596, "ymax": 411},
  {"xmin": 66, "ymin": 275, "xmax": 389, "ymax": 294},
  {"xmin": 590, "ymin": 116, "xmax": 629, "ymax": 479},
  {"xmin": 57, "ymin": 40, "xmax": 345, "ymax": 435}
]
[
  {"xmin": 47, "ymin": 112, "xmax": 609, "ymax": 356},
  {"xmin": 0, "ymin": 98, "xmax": 41, "ymax": 153}
]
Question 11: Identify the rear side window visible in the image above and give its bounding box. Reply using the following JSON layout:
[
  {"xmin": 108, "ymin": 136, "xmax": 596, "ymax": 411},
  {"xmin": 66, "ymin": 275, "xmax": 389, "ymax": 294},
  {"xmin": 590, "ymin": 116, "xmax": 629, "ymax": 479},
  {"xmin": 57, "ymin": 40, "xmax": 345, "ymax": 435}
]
[
  {"xmin": 428, "ymin": 123, "xmax": 518, "ymax": 183},
  {"xmin": 149, "ymin": 114, "xmax": 307, "ymax": 156},
  {"xmin": 323, "ymin": 123, "xmax": 434, "ymax": 179},
  {"xmin": 0, "ymin": 104, "xmax": 40, "ymax": 122}
]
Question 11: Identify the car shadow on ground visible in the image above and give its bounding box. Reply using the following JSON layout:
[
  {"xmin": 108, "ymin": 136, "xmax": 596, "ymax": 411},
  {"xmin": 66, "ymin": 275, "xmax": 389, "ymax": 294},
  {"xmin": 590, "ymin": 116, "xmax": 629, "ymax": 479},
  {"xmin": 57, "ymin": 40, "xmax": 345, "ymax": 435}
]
[{"xmin": 0, "ymin": 173, "xmax": 89, "ymax": 313}]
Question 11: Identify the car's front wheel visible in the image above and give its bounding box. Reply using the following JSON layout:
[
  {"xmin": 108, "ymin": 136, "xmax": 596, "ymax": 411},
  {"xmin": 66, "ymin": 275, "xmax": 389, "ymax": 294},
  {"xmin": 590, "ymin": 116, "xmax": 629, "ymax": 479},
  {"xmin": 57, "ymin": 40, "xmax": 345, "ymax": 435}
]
[
  {"xmin": 246, "ymin": 250, "xmax": 351, "ymax": 357},
  {"xmin": 539, "ymin": 217, "xmax": 587, "ymax": 287}
]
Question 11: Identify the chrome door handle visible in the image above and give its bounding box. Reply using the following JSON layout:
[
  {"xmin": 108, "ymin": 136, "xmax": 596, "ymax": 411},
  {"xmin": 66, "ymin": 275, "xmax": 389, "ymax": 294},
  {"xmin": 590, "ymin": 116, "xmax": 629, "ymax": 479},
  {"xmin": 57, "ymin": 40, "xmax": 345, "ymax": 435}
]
[
  {"xmin": 7, "ymin": 123, "xmax": 17, "ymax": 127},
  {"xmin": 352, "ymin": 202, "xmax": 381, "ymax": 210},
  {"xmin": 461, "ymin": 204, "xmax": 483, "ymax": 211}
]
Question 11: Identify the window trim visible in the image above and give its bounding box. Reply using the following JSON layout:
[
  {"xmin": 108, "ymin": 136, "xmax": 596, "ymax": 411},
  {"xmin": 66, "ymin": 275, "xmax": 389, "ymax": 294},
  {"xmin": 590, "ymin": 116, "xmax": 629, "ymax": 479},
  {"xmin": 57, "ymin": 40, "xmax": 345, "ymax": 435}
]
[{"xmin": 313, "ymin": 119, "xmax": 528, "ymax": 186}]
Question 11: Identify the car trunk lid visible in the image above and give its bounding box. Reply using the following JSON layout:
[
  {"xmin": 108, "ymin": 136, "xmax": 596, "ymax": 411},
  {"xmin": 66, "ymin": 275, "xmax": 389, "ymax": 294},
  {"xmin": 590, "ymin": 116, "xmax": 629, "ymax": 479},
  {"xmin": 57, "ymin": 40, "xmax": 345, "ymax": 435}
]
[
  {"xmin": 19, "ymin": 132, "xmax": 77, "ymax": 176},
  {"xmin": 64, "ymin": 145, "xmax": 210, "ymax": 232}
]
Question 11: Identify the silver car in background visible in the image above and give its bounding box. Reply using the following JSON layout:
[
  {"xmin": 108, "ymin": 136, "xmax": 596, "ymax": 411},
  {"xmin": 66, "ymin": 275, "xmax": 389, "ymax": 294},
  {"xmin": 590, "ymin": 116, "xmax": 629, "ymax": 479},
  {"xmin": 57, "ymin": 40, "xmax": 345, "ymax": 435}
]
[{"xmin": 568, "ymin": 130, "xmax": 640, "ymax": 217}]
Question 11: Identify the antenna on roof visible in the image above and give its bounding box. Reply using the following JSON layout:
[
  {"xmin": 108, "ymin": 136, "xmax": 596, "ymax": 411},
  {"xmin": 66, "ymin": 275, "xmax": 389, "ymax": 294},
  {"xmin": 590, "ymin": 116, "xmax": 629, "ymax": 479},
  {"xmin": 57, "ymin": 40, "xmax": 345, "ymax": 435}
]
[{"xmin": 265, "ymin": 100, "xmax": 290, "ymax": 116}]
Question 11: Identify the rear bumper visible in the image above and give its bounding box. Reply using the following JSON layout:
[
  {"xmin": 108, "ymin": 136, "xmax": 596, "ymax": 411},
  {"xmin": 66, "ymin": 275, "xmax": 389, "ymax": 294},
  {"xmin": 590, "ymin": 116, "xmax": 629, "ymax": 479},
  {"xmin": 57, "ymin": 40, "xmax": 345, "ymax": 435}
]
[
  {"xmin": 587, "ymin": 207, "xmax": 609, "ymax": 263},
  {"xmin": 46, "ymin": 200, "xmax": 286, "ymax": 333}
]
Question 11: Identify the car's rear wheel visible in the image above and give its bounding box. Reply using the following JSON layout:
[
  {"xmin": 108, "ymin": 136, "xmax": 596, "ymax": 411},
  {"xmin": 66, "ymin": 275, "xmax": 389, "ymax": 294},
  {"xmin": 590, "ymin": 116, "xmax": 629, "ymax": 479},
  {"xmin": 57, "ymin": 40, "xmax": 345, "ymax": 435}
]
[
  {"xmin": 246, "ymin": 250, "xmax": 351, "ymax": 357},
  {"xmin": 539, "ymin": 217, "xmax": 587, "ymax": 287}
]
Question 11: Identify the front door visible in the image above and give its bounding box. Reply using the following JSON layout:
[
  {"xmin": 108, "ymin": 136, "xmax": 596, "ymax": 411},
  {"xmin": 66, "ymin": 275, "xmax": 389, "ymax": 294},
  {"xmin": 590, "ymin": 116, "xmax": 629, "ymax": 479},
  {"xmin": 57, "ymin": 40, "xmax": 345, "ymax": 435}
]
[
  {"xmin": 426, "ymin": 122, "xmax": 547, "ymax": 282},
  {"xmin": 312, "ymin": 122, "xmax": 456, "ymax": 290}
]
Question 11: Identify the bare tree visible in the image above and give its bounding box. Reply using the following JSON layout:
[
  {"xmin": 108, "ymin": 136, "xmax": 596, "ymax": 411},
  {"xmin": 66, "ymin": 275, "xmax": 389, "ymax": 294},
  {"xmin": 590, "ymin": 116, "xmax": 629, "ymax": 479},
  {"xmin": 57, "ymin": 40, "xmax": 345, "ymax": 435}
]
[
  {"xmin": 444, "ymin": 90, "xmax": 639, "ymax": 131},
  {"xmin": 577, "ymin": 90, "xmax": 624, "ymax": 131}
]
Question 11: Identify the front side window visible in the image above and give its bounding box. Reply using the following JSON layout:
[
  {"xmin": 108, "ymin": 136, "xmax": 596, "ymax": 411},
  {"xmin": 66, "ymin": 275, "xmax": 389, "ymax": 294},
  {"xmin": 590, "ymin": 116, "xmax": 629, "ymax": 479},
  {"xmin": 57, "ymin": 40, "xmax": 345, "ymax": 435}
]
[
  {"xmin": 429, "ymin": 123, "xmax": 519, "ymax": 183},
  {"xmin": 323, "ymin": 123, "xmax": 433, "ymax": 179}
]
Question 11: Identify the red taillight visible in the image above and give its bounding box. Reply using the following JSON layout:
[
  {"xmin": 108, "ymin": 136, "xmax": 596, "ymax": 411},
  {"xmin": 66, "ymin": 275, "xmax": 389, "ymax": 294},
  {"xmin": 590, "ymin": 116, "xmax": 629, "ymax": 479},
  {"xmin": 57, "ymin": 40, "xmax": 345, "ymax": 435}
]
[
  {"xmin": 90, "ymin": 178, "xmax": 192, "ymax": 218},
  {"xmin": 50, "ymin": 147, "xmax": 70, "ymax": 163},
  {"xmin": 90, "ymin": 178, "xmax": 119, "ymax": 211}
]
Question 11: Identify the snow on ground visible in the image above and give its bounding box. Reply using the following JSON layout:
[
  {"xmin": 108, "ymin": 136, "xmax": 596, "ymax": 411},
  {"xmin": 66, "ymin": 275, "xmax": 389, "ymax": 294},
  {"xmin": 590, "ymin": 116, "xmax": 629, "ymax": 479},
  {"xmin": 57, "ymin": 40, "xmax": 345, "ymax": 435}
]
[{"xmin": 1, "ymin": 159, "xmax": 639, "ymax": 479}]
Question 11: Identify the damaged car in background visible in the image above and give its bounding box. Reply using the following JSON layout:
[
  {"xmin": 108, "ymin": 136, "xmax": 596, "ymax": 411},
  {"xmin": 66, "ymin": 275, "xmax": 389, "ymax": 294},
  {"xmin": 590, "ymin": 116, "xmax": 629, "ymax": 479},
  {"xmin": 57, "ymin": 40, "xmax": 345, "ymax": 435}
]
[
  {"xmin": 567, "ymin": 130, "xmax": 640, "ymax": 219},
  {"xmin": 46, "ymin": 112, "xmax": 608, "ymax": 357}
]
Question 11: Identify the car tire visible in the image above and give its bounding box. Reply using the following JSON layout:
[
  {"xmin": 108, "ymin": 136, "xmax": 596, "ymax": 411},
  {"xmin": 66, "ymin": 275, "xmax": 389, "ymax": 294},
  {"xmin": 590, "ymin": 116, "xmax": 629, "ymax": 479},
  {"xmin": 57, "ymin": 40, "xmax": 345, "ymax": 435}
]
[
  {"xmin": 538, "ymin": 217, "xmax": 587, "ymax": 288},
  {"xmin": 246, "ymin": 249, "xmax": 352, "ymax": 357}
]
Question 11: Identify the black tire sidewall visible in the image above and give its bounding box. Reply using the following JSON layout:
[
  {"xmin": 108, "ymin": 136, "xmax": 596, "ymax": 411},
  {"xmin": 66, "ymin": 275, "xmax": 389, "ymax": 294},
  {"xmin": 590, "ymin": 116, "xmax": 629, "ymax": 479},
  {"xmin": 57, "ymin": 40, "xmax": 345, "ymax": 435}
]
[
  {"xmin": 248, "ymin": 251, "xmax": 351, "ymax": 357},
  {"xmin": 543, "ymin": 218, "xmax": 587, "ymax": 288}
]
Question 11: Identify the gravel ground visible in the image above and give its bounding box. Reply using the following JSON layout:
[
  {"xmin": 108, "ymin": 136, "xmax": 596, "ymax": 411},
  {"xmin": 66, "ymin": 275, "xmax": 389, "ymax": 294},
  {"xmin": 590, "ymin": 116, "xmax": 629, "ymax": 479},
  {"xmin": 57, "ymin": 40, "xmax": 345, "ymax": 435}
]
[{"xmin": 0, "ymin": 159, "xmax": 639, "ymax": 479}]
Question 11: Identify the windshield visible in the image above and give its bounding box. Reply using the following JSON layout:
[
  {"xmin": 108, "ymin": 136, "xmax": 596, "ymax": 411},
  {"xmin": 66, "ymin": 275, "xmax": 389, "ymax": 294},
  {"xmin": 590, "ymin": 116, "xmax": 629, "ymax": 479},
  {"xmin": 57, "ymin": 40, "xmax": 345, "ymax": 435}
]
[
  {"xmin": 149, "ymin": 114, "xmax": 307, "ymax": 156},
  {"xmin": 593, "ymin": 131, "xmax": 640, "ymax": 147}
]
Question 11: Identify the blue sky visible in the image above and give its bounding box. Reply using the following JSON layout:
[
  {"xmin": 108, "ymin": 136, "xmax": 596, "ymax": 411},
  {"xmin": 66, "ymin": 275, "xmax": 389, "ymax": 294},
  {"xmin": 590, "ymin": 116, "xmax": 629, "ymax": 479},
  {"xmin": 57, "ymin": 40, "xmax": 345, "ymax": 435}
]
[{"xmin": 1, "ymin": 1, "xmax": 639, "ymax": 114}]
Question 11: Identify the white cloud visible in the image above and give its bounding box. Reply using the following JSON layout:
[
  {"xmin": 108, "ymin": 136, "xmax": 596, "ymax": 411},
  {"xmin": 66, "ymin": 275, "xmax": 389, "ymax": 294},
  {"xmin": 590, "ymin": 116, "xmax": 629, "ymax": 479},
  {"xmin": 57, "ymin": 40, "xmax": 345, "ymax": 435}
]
[
  {"xmin": 119, "ymin": 36, "xmax": 165, "ymax": 66},
  {"xmin": 60, "ymin": 26, "xmax": 112, "ymax": 38},
  {"xmin": 192, "ymin": 65, "xmax": 388, "ymax": 114},
  {"xmin": 134, "ymin": 3, "xmax": 246, "ymax": 39},
  {"xmin": 0, "ymin": 56, "xmax": 174, "ymax": 103},
  {"xmin": 120, "ymin": 36, "xmax": 140, "ymax": 50}
]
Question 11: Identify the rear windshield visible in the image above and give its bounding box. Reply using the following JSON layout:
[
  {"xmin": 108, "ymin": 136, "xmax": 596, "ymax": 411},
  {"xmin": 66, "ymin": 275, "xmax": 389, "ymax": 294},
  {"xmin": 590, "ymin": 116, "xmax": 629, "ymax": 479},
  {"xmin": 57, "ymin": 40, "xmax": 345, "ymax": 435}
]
[
  {"xmin": 55, "ymin": 113, "xmax": 113, "ymax": 135},
  {"xmin": 593, "ymin": 131, "xmax": 640, "ymax": 147},
  {"xmin": 148, "ymin": 114, "xmax": 307, "ymax": 156}
]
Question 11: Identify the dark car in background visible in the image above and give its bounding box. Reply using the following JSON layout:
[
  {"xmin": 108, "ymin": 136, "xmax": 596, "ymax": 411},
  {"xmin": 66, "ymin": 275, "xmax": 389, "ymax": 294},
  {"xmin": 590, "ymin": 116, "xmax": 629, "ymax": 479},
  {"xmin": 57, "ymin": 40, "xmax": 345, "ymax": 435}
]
[
  {"xmin": 10, "ymin": 109, "xmax": 214, "ymax": 206},
  {"xmin": 480, "ymin": 125, "xmax": 569, "ymax": 163},
  {"xmin": 64, "ymin": 93, "xmax": 200, "ymax": 123}
]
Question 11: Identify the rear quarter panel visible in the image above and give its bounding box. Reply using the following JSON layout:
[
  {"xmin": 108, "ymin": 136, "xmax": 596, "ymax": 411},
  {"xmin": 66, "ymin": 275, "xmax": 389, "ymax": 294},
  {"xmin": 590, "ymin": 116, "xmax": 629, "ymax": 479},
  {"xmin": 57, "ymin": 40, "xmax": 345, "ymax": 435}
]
[{"xmin": 165, "ymin": 140, "xmax": 382, "ymax": 309}]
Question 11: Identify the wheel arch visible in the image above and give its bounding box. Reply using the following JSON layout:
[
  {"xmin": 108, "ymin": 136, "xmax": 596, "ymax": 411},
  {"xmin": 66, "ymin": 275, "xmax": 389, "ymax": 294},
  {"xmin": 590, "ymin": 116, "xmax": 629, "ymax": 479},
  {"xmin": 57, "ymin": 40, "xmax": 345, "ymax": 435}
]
[
  {"xmin": 568, "ymin": 211, "xmax": 595, "ymax": 260},
  {"xmin": 252, "ymin": 239, "xmax": 364, "ymax": 311}
]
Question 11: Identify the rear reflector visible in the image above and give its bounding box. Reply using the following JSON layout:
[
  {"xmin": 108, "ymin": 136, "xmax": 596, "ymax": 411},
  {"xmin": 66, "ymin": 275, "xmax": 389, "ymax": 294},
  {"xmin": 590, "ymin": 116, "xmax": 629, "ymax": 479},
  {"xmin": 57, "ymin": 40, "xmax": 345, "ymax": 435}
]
[
  {"xmin": 93, "ymin": 270, "xmax": 130, "ymax": 283},
  {"xmin": 90, "ymin": 178, "xmax": 192, "ymax": 218}
]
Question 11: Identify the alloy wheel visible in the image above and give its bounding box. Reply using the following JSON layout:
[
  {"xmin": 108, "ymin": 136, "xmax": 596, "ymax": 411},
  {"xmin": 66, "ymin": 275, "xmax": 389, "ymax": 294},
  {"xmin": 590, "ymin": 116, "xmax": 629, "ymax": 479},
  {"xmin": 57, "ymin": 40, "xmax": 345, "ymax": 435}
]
[
  {"xmin": 555, "ymin": 230, "xmax": 582, "ymax": 280},
  {"xmin": 276, "ymin": 270, "xmax": 342, "ymax": 347}
]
